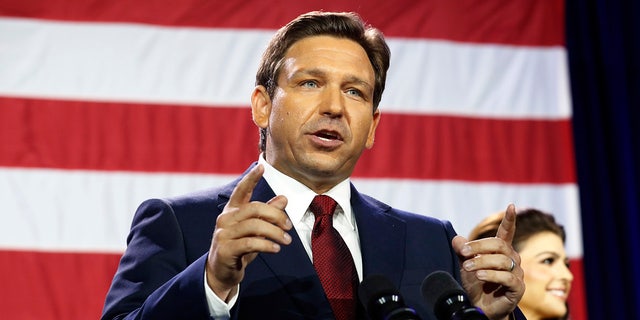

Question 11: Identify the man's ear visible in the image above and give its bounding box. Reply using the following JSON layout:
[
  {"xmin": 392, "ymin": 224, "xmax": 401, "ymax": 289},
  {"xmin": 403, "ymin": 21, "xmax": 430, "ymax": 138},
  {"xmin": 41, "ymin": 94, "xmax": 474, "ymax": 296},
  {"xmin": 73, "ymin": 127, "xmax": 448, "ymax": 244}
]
[
  {"xmin": 365, "ymin": 109, "xmax": 381, "ymax": 149},
  {"xmin": 251, "ymin": 85, "xmax": 271, "ymax": 128}
]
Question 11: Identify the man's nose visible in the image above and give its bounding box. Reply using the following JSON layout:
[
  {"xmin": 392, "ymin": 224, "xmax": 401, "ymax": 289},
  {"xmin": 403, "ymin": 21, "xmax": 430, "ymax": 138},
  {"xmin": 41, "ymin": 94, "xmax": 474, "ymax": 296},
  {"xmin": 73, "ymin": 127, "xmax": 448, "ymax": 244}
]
[{"xmin": 319, "ymin": 87, "xmax": 345, "ymax": 116}]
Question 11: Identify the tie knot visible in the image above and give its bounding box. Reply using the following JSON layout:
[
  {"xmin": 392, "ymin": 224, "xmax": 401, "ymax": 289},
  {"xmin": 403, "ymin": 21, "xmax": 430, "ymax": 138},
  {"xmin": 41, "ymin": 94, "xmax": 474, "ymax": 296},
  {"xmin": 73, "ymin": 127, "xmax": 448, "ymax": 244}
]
[{"xmin": 310, "ymin": 195, "xmax": 338, "ymax": 218}]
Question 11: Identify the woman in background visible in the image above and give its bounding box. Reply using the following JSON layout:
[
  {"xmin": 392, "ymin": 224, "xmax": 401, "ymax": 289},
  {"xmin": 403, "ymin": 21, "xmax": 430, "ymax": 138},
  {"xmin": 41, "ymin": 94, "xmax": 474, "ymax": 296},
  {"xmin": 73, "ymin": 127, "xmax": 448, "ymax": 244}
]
[{"xmin": 469, "ymin": 208, "xmax": 574, "ymax": 320}]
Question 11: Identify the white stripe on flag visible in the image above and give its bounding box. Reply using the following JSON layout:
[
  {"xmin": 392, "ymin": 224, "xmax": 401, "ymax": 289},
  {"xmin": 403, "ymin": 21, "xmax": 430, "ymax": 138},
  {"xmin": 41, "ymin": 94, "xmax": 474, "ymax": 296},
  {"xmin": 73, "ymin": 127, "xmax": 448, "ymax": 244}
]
[
  {"xmin": 0, "ymin": 167, "xmax": 582, "ymax": 257},
  {"xmin": 0, "ymin": 167, "xmax": 235, "ymax": 253},
  {"xmin": 0, "ymin": 17, "xmax": 570, "ymax": 118}
]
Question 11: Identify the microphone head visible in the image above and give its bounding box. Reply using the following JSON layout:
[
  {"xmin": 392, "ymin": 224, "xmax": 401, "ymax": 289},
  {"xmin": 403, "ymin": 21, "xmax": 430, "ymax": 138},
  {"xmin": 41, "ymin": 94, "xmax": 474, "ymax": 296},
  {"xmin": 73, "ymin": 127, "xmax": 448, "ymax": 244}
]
[
  {"xmin": 421, "ymin": 271, "xmax": 466, "ymax": 311},
  {"xmin": 421, "ymin": 271, "xmax": 488, "ymax": 320},
  {"xmin": 359, "ymin": 274, "xmax": 397, "ymax": 300},
  {"xmin": 359, "ymin": 274, "xmax": 420, "ymax": 320}
]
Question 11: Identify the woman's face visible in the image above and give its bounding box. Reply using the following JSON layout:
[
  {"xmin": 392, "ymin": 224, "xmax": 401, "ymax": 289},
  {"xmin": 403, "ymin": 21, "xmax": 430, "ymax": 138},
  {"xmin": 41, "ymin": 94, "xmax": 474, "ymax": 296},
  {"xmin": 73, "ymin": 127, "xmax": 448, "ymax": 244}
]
[{"xmin": 518, "ymin": 231, "xmax": 574, "ymax": 320}]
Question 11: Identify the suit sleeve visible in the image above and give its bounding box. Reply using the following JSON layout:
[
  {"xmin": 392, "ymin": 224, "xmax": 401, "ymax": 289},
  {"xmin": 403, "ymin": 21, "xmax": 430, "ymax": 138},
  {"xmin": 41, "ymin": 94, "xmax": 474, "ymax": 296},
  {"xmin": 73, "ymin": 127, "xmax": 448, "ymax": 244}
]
[
  {"xmin": 101, "ymin": 199, "xmax": 211, "ymax": 320},
  {"xmin": 443, "ymin": 220, "xmax": 463, "ymax": 281}
]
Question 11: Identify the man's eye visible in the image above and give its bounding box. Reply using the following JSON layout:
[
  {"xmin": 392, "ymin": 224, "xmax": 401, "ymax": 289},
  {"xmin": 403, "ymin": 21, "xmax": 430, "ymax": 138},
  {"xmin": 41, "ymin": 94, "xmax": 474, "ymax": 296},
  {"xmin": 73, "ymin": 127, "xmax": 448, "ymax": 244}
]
[
  {"xmin": 301, "ymin": 81, "xmax": 318, "ymax": 88},
  {"xmin": 346, "ymin": 88, "xmax": 362, "ymax": 97}
]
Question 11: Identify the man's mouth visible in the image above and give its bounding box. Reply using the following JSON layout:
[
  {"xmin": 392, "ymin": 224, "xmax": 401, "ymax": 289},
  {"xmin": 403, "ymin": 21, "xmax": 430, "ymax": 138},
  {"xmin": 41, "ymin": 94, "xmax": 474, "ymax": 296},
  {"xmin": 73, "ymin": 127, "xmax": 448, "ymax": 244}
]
[
  {"xmin": 308, "ymin": 129, "xmax": 344, "ymax": 149},
  {"xmin": 314, "ymin": 130, "xmax": 342, "ymax": 141}
]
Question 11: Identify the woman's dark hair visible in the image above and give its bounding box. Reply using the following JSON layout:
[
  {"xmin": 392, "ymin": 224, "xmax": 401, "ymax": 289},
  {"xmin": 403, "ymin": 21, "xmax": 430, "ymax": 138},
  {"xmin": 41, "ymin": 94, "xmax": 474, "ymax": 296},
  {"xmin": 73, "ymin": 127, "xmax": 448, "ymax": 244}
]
[
  {"xmin": 255, "ymin": 11, "xmax": 391, "ymax": 151},
  {"xmin": 468, "ymin": 208, "xmax": 566, "ymax": 252}
]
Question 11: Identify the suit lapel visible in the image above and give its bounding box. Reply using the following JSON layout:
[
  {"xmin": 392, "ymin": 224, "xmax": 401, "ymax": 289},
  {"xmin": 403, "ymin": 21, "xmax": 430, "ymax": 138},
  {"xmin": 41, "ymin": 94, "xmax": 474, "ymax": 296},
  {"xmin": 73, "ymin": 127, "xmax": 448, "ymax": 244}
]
[
  {"xmin": 218, "ymin": 173, "xmax": 321, "ymax": 283},
  {"xmin": 219, "ymin": 173, "xmax": 331, "ymax": 315},
  {"xmin": 352, "ymin": 186, "xmax": 406, "ymax": 286},
  {"xmin": 250, "ymin": 178, "xmax": 318, "ymax": 277}
]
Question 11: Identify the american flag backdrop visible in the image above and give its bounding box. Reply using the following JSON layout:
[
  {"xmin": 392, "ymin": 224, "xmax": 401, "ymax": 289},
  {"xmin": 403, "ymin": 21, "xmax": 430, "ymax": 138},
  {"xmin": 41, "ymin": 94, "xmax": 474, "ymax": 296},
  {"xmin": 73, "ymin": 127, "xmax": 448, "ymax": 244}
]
[{"xmin": 0, "ymin": 0, "xmax": 587, "ymax": 319}]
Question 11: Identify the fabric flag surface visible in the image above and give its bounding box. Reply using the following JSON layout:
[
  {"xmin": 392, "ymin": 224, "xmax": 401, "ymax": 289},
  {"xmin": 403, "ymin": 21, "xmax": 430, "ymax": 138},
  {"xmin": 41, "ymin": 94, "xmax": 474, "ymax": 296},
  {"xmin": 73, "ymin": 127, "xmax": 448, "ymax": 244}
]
[{"xmin": 0, "ymin": 0, "xmax": 586, "ymax": 319}]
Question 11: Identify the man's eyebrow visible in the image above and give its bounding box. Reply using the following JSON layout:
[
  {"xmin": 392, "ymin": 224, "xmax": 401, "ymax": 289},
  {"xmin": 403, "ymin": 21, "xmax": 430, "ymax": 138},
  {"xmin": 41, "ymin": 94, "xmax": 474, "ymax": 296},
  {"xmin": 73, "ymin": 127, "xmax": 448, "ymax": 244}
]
[
  {"xmin": 344, "ymin": 75, "xmax": 373, "ymax": 91},
  {"xmin": 291, "ymin": 68, "xmax": 373, "ymax": 90},
  {"xmin": 289, "ymin": 68, "xmax": 326, "ymax": 79}
]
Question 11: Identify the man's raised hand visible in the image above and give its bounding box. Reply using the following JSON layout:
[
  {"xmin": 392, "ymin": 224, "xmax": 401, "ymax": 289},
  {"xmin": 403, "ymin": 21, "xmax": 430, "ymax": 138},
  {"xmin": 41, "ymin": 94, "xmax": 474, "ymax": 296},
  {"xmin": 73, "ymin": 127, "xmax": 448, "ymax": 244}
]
[
  {"xmin": 452, "ymin": 204, "xmax": 525, "ymax": 320},
  {"xmin": 206, "ymin": 164, "xmax": 292, "ymax": 301}
]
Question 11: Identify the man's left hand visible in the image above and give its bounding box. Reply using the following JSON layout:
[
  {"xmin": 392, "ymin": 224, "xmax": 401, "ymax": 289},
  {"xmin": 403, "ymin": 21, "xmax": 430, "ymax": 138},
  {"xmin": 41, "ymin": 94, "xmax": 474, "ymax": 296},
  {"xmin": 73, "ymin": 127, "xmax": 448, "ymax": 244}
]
[{"xmin": 452, "ymin": 203, "xmax": 525, "ymax": 320}]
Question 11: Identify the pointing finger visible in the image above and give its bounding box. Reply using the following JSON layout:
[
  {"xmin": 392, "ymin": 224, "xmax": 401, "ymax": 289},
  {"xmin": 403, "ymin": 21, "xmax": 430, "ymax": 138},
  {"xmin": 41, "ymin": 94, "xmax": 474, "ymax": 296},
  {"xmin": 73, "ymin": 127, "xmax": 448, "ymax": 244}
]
[
  {"xmin": 496, "ymin": 203, "xmax": 516, "ymax": 244},
  {"xmin": 228, "ymin": 165, "xmax": 264, "ymax": 208}
]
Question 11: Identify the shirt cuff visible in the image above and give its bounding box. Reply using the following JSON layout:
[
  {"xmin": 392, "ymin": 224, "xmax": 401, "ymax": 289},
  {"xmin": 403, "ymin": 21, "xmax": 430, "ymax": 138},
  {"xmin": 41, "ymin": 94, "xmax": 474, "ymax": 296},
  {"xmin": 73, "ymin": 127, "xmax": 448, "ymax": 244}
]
[{"xmin": 204, "ymin": 269, "xmax": 239, "ymax": 319}]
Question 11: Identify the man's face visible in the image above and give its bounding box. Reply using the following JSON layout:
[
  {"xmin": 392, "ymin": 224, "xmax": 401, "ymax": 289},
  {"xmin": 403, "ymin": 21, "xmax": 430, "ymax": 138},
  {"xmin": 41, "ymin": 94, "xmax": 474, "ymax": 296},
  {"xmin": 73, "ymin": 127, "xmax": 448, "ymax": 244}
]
[{"xmin": 252, "ymin": 35, "xmax": 380, "ymax": 193}]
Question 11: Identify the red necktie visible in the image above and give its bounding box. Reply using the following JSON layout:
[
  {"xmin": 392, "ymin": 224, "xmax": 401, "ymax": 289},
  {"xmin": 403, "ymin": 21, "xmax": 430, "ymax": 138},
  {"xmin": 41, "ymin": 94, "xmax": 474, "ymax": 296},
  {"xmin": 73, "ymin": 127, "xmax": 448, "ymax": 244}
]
[{"xmin": 310, "ymin": 195, "xmax": 358, "ymax": 320}]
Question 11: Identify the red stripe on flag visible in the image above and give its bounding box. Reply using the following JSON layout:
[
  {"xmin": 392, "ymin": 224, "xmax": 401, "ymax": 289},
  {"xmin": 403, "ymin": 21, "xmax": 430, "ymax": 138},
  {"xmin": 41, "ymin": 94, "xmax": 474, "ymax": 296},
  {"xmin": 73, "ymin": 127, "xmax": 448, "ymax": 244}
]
[
  {"xmin": 0, "ymin": 249, "xmax": 121, "ymax": 319},
  {"xmin": 0, "ymin": 97, "xmax": 575, "ymax": 183},
  {"xmin": 358, "ymin": 111, "xmax": 576, "ymax": 183},
  {"xmin": 0, "ymin": 0, "xmax": 564, "ymax": 46},
  {"xmin": 567, "ymin": 258, "xmax": 588, "ymax": 320},
  {"xmin": 0, "ymin": 250, "xmax": 586, "ymax": 320},
  {"xmin": 0, "ymin": 97, "xmax": 261, "ymax": 174}
]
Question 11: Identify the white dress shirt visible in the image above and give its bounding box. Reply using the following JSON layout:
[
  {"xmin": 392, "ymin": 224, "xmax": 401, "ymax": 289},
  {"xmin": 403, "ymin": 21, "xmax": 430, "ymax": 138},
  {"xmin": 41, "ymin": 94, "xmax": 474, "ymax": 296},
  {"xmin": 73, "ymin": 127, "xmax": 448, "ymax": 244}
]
[{"xmin": 205, "ymin": 156, "xmax": 363, "ymax": 318}]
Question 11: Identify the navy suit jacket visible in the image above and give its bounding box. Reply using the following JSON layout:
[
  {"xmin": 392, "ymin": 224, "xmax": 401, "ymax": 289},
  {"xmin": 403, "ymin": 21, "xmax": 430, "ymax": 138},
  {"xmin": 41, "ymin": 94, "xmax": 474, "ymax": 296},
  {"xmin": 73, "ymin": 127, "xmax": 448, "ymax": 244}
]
[{"xmin": 102, "ymin": 164, "xmax": 518, "ymax": 319}]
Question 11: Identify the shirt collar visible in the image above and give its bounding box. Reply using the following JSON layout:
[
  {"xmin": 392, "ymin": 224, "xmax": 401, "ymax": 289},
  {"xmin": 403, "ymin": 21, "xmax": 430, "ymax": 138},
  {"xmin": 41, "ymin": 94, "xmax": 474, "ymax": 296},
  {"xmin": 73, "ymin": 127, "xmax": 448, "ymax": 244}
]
[{"xmin": 258, "ymin": 155, "xmax": 353, "ymax": 227}]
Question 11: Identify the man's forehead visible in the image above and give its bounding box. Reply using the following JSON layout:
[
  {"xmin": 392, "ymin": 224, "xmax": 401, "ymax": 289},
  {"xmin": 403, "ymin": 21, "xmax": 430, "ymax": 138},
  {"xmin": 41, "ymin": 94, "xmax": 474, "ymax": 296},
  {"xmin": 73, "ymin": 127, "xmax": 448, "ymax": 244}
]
[
  {"xmin": 280, "ymin": 36, "xmax": 373, "ymax": 77},
  {"xmin": 284, "ymin": 35, "xmax": 367, "ymax": 59}
]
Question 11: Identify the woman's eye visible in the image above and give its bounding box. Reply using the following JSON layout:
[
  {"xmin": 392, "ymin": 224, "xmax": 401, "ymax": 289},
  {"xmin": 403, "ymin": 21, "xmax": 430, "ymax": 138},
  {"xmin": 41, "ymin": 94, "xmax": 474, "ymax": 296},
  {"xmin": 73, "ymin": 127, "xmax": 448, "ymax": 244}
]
[{"xmin": 542, "ymin": 257, "xmax": 556, "ymax": 265}]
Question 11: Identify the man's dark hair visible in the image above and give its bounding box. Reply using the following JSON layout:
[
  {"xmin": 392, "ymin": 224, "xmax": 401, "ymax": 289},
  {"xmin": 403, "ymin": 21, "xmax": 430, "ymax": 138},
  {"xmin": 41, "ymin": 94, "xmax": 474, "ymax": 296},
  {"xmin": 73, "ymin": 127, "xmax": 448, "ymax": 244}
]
[{"xmin": 255, "ymin": 11, "xmax": 391, "ymax": 151}]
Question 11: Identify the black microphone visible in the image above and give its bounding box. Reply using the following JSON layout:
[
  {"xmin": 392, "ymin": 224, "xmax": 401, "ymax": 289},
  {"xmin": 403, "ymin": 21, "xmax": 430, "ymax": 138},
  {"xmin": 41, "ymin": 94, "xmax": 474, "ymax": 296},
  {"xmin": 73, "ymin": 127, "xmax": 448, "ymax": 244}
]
[
  {"xmin": 421, "ymin": 271, "xmax": 489, "ymax": 320},
  {"xmin": 358, "ymin": 274, "xmax": 421, "ymax": 320}
]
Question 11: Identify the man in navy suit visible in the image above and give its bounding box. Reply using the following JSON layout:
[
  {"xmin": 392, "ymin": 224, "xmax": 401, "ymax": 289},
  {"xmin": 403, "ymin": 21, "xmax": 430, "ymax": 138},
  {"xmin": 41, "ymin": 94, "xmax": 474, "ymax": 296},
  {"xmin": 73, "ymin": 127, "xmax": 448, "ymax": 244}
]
[{"xmin": 102, "ymin": 11, "xmax": 525, "ymax": 320}]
